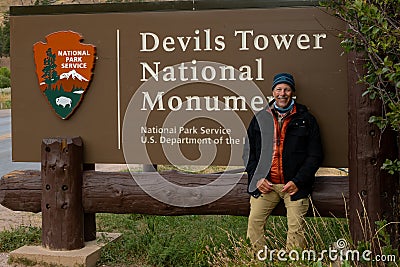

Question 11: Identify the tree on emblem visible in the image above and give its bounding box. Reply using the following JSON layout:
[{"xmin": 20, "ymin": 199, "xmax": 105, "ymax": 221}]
[{"xmin": 42, "ymin": 48, "xmax": 59, "ymax": 91}]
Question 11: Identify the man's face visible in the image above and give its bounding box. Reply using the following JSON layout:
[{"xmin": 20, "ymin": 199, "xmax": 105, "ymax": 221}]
[{"xmin": 272, "ymin": 83, "xmax": 294, "ymax": 108}]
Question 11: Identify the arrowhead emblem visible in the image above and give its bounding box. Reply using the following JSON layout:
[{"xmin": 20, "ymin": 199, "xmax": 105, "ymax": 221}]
[{"xmin": 33, "ymin": 31, "xmax": 96, "ymax": 119}]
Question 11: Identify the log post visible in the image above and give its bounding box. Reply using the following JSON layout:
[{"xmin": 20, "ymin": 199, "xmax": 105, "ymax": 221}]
[
  {"xmin": 41, "ymin": 137, "xmax": 84, "ymax": 250},
  {"xmin": 83, "ymin": 163, "xmax": 96, "ymax": 242},
  {"xmin": 348, "ymin": 52, "xmax": 399, "ymax": 247}
]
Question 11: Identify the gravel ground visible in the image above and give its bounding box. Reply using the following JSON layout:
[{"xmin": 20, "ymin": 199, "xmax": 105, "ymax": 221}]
[{"xmin": 0, "ymin": 252, "xmax": 10, "ymax": 267}]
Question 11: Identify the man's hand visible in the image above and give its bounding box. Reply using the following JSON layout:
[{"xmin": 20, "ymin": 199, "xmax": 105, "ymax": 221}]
[
  {"xmin": 256, "ymin": 178, "xmax": 273, "ymax": 194},
  {"xmin": 281, "ymin": 181, "xmax": 298, "ymax": 195}
]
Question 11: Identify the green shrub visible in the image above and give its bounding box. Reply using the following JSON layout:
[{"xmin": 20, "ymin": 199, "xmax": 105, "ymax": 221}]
[
  {"xmin": 0, "ymin": 67, "xmax": 10, "ymax": 78},
  {"xmin": 0, "ymin": 75, "xmax": 10, "ymax": 88},
  {"xmin": 1, "ymin": 99, "xmax": 11, "ymax": 109},
  {"xmin": 324, "ymin": 0, "xmax": 400, "ymax": 174}
]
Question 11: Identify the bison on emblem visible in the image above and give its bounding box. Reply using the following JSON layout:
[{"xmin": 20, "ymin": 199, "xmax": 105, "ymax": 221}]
[{"xmin": 55, "ymin": 96, "xmax": 72, "ymax": 108}]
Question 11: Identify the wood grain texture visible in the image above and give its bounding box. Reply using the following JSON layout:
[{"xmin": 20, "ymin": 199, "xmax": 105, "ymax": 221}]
[
  {"xmin": 41, "ymin": 137, "xmax": 84, "ymax": 250},
  {"xmin": 1, "ymin": 170, "xmax": 349, "ymax": 218}
]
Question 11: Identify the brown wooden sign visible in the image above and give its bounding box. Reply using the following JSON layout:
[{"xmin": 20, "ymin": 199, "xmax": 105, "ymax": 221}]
[{"xmin": 11, "ymin": 3, "xmax": 347, "ymax": 166}]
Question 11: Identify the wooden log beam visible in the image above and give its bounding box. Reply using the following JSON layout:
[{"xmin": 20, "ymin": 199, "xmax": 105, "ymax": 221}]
[
  {"xmin": 0, "ymin": 170, "xmax": 349, "ymax": 218},
  {"xmin": 0, "ymin": 170, "xmax": 42, "ymax": 213}
]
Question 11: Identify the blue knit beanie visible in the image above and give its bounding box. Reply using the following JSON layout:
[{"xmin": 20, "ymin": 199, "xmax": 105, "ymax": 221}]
[{"xmin": 272, "ymin": 73, "xmax": 295, "ymax": 91}]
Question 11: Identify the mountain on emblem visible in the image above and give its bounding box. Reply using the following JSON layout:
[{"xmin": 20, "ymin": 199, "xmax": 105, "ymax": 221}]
[
  {"xmin": 33, "ymin": 31, "xmax": 96, "ymax": 119},
  {"xmin": 60, "ymin": 70, "xmax": 89, "ymax": 81}
]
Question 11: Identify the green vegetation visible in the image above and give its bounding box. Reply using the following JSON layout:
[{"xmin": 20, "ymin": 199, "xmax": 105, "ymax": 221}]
[
  {"xmin": 1, "ymin": 213, "xmax": 399, "ymax": 266},
  {"xmin": 324, "ymin": 0, "xmax": 400, "ymax": 174},
  {"xmin": 0, "ymin": 66, "xmax": 11, "ymax": 109},
  {"xmin": 206, "ymin": 216, "xmax": 351, "ymax": 267},
  {"xmin": 0, "ymin": 226, "xmax": 41, "ymax": 252},
  {"xmin": 97, "ymin": 214, "xmax": 248, "ymax": 266},
  {"xmin": 33, "ymin": 0, "xmax": 57, "ymax": 5},
  {"xmin": 96, "ymin": 214, "xmax": 353, "ymax": 266},
  {"xmin": 156, "ymin": 165, "xmax": 240, "ymax": 174},
  {"xmin": 0, "ymin": 91, "xmax": 10, "ymax": 109},
  {"xmin": 0, "ymin": 66, "xmax": 10, "ymax": 88},
  {"xmin": 0, "ymin": 11, "xmax": 9, "ymax": 57}
]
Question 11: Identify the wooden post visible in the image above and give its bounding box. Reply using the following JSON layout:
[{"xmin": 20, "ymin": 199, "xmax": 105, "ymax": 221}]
[
  {"xmin": 348, "ymin": 52, "xmax": 399, "ymax": 247},
  {"xmin": 83, "ymin": 163, "xmax": 96, "ymax": 242},
  {"xmin": 41, "ymin": 137, "xmax": 84, "ymax": 250}
]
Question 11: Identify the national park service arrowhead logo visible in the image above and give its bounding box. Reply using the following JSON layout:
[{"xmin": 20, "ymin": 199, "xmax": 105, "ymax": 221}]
[{"xmin": 33, "ymin": 31, "xmax": 96, "ymax": 119}]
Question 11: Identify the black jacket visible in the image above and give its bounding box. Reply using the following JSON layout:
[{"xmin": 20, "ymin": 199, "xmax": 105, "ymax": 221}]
[{"xmin": 242, "ymin": 102, "xmax": 323, "ymax": 200}]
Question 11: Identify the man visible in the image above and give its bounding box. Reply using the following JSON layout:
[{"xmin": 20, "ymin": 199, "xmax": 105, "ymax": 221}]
[{"xmin": 243, "ymin": 72, "xmax": 323, "ymax": 251}]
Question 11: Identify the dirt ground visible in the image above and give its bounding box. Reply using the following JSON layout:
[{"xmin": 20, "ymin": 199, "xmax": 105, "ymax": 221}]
[
  {"xmin": 0, "ymin": 57, "xmax": 9, "ymax": 69},
  {"xmin": 0, "ymin": 205, "xmax": 41, "ymax": 231},
  {"xmin": 0, "ymin": 252, "xmax": 11, "ymax": 266}
]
